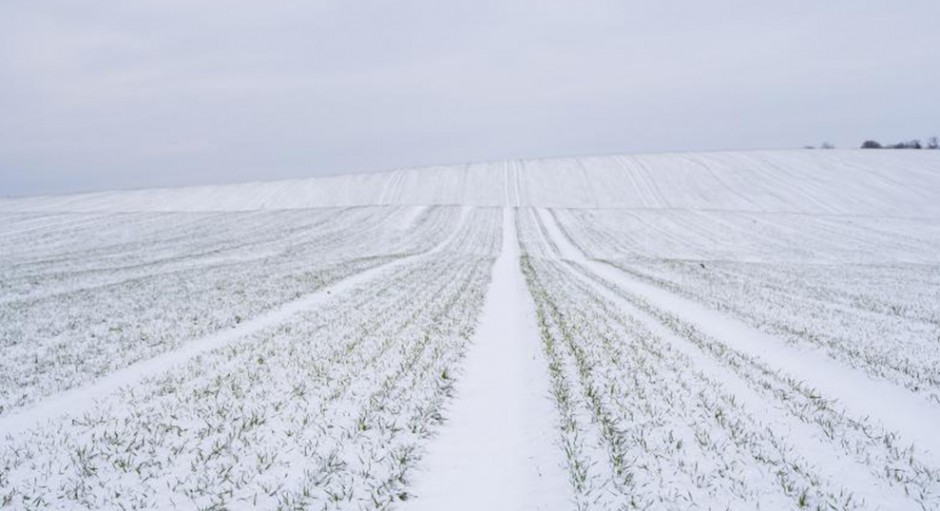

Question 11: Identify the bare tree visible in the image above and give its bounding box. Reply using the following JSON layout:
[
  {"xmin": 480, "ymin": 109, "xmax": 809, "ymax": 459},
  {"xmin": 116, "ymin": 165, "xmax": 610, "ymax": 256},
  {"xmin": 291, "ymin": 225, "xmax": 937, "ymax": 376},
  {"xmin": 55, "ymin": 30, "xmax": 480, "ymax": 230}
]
[
  {"xmin": 861, "ymin": 140, "xmax": 882, "ymax": 149},
  {"xmin": 820, "ymin": 142, "xmax": 835, "ymax": 149},
  {"xmin": 929, "ymin": 136, "xmax": 939, "ymax": 149}
]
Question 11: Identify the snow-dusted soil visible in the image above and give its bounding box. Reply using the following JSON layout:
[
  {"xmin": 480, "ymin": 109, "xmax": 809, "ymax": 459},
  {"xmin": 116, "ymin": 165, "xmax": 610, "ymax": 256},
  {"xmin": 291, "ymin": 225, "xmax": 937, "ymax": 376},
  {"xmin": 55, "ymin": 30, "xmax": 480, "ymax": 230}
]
[{"xmin": 1, "ymin": 150, "xmax": 939, "ymax": 509}]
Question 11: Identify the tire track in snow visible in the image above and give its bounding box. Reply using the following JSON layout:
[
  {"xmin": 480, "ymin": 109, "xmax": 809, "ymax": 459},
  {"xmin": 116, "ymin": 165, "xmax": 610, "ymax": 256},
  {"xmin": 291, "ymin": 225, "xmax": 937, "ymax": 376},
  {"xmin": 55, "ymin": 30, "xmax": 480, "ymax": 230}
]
[
  {"xmin": 502, "ymin": 161, "xmax": 511, "ymax": 206},
  {"xmin": 405, "ymin": 207, "xmax": 571, "ymax": 511}
]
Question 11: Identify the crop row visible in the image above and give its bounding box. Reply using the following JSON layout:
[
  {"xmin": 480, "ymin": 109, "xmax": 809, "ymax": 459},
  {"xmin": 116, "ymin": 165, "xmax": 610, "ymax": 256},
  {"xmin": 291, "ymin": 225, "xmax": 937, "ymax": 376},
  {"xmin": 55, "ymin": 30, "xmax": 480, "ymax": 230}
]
[
  {"xmin": 606, "ymin": 258, "xmax": 940, "ymax": 400},
  {"xmin": 568, "ymin": 261, "xmax": 940, "ymax": 508},
  {"xmin": 0, "ymin": 207, "xmax": 457, "ymax": 302},
  {"xmin": 0, "ymin": 207, "xmax": 462, "ymax": 415},
  {"xmin": 514, "ymin": 207, "xmax": 940, "ymax": 508},
  {"xmin": 520, "ymin": 255, "xmax": 860, "ymax": 509},
  {"xmin": 0, "ymin": 250, "xmax": 495, "ymax": 509},
  {"xmin": 550, "ymin": 208, "xmax": 940, "ymax": 264}
]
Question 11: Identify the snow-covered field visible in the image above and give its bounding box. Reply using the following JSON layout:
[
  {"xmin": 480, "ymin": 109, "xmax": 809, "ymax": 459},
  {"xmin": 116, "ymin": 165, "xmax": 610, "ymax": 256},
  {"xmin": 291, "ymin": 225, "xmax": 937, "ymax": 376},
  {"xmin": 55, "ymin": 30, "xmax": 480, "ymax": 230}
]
[{"xmin": 1, "ymin": 150, "xmax": 939, "ymax": 509}]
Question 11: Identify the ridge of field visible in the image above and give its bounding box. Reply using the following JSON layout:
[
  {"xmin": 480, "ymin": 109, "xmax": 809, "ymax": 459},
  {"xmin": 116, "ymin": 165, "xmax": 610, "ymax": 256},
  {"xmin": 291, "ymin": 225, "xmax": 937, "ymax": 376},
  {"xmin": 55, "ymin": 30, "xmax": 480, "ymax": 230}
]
[{"xmin": 2, "ymin": 150, "xmax": 939, "ymax": 216}]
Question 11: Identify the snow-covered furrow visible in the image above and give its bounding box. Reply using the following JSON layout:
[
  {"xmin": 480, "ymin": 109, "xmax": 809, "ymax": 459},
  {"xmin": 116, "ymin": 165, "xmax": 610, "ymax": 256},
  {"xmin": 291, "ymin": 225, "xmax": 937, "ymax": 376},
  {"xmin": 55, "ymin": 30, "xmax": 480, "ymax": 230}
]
[
  {"xmin": 525, "ymin": 207, "xmax": 940, "ymax": 508},
  {"xmin": 0, "ymin": 207, "xmax": 453, "ymax": 287},
  {"xmin": 550, "ymin": 207, "xmax": 940, "ymax": 396},
  {"xmin": 434, "ymin": 207, "xmax": 503, "ymax": 257},
  {"xmin": 551, "ymin": 207, "xmax": 940, "ymax": 264},
  {"xmin": 0, "ymin": 207, "xmax": 504, "ymax": 508},
  {"xmin": 2, "ymin": 151, "xmax": 939, "ymax": 216},
  {"xmin": 0, "ymin": 207, "xmax": 462, "ymax": 415},
  {"xmin": 0, "ymin": 206, "xmax": 486, "ymax": 436},
  {"xmin": 0, "ymin": 210, "xmax": 334, "ymax": 302},
  {"xmin": 563, "ymin": 261, "xmax": 921, "ymax": 510},
  {"xmin": 605, "ymin": 259, "xmax": 940, "ymax": 398},
  {"xmin": 549, "ymin": 205, "xmax": 940, "ymax": 393},
  {"xmin": 521, "ymin": 255, "xmax": 884, "ymax": 509},
  {"xmin": 0, "ymin": 253, "xmax": 495, "ymax": 509},
  {"xmin": 567, "ymin": 260, "xmax": 940, "ymax": 508}
]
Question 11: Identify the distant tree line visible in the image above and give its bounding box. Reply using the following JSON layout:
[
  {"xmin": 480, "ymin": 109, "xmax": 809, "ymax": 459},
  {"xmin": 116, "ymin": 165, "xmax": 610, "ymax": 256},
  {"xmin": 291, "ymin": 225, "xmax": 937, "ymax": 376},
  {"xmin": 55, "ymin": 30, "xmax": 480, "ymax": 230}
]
[
  {"xmin": 805, "ymin": 136, "xmax": 939, "ymax": 150},
  {"xmin": 860, "ymin": 136, "xmax": 939, "ymax": 149}
]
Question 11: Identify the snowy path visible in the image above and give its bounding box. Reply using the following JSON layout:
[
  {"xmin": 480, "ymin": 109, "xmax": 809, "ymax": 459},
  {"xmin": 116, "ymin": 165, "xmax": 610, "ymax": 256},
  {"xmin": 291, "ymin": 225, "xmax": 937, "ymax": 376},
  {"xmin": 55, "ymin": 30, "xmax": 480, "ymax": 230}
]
[
  {"xmin": 0, "ymin": 211, "xmax": 472, "ymax": 438},
  {"xmin": 536, "ymin": 207, "xmax": 940, "ymax": 467},
  {"xmin": 406, "ymin": 208, "xmax": 571, "ymax": 511}
]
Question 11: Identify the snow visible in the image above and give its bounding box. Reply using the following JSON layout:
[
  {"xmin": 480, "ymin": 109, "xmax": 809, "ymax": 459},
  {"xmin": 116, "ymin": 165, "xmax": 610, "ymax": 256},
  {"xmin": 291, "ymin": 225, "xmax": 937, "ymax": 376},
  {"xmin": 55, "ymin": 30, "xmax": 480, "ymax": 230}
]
[
  {"xmin": 580, "ymin": 260, "xmax": 940, "ymax": 466},
  {"xmin": 2, "ymin": 149, "xmax": 940, "ymax": 509},
  {"xmin": 571, "ymin": 273, "xmax": 918, "ymax": 509},
  {"xmin": 0, "ymin": 210, "xmax": 469, "ymax": 438},
  {"xmin": 405, "ymin": 208, "xmax": 571, "ymax": 511},
  {"xmin": 530, "ymin": 210, "xmax": 932, "ymax": 508},
  {"xmin": 2, "ymin": 150, "xmax": 938, "ymax": 216},
  {"xmin": 534, "ymin": 206, "xmax": 940, "ymax": 464}
]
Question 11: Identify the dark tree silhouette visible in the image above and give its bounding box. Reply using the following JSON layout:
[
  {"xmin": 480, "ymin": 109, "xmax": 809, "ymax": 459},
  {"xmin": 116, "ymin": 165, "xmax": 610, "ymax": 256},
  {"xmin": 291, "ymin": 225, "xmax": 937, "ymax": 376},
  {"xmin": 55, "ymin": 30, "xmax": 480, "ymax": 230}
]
[{"xmin": 891, "ymin": 140, "xmax": 922, "ymax": 149}]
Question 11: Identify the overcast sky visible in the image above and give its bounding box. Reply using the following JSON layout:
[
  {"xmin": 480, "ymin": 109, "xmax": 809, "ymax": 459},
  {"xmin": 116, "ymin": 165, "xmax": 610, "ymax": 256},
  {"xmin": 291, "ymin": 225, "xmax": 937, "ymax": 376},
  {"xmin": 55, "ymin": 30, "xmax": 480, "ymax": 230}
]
[{"xmin": 1, "ymin": 1, "xmax": 938, "ymax": 197}]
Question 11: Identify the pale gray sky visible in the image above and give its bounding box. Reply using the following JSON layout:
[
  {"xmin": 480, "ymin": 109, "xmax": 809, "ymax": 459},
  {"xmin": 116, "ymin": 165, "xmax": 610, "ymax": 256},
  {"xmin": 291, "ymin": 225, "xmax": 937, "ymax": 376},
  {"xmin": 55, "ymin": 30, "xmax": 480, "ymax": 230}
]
[{"xmin": 1, "ymin": 1, "xmax": 938, "ymax": 196}]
